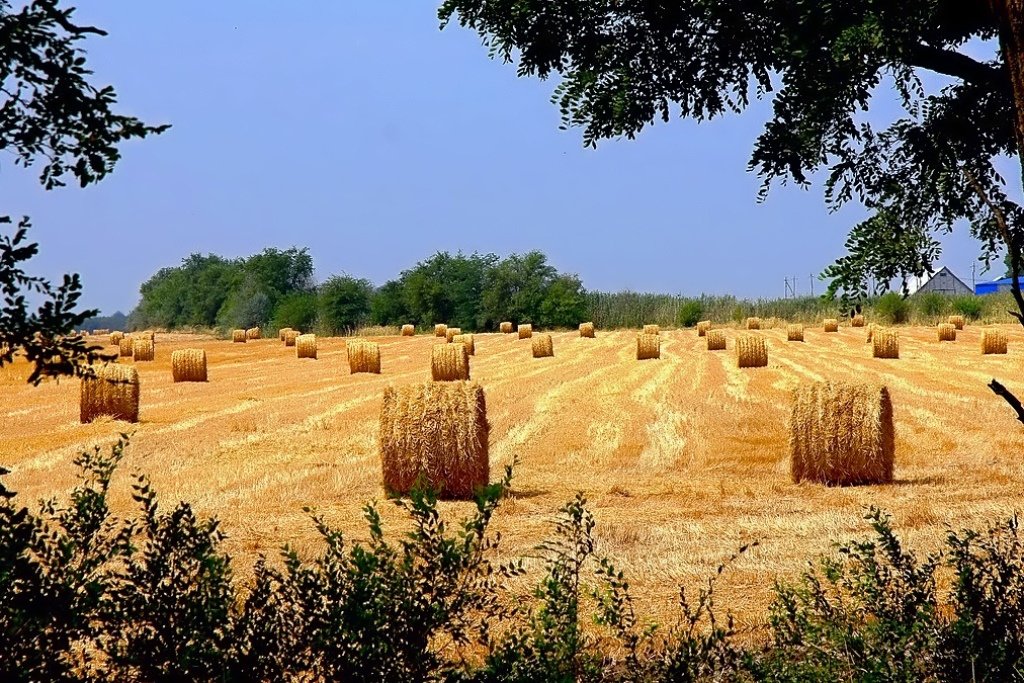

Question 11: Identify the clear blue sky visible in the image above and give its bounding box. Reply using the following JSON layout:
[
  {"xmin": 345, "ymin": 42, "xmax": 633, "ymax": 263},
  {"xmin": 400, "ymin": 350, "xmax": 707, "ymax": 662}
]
[{"xmin": 0, "ymin": 3, "xmax": 1011, "ymax": 315}]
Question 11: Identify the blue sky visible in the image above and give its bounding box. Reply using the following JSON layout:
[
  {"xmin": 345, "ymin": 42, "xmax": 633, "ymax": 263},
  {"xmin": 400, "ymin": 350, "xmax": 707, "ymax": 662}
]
[{"xmin": 0, "ymin": 3, "xmax": 1012, "ymax": 314}]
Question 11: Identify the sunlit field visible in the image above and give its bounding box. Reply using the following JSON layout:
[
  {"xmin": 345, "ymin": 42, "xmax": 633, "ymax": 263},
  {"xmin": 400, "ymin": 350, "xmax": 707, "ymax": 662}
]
[{"xmin": 3, "ymin": 325, "xmax": 1024, "ymax": 630}]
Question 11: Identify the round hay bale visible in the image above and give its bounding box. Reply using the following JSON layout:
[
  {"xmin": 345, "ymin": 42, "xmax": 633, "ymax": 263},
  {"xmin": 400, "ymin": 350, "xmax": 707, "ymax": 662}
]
[
  {"xmin": 80, "ymin": 364, "xmax": 140, "ymax": 424},
  {"xmin": 232, "ymin": 329, "xmax": 247, "ymax": 343},
  {"xmin": 401, "ymin": 324, "xmax": 415, "ymax": 337},
  {"xmin": 643, "ymin": 324, "xmax": 660, "ymax": 336},
  {"xmin": 278, "ymin": 327, "xmax": 293, "ymax": 341},
  {"xmin": 499, "ymin": 321, "xmax": 513, "ymax": 334},
  {"xmin": 171, "ymin": 349, "xmax": 207, "ymax": 382},
  {"xmin": 92, "ymin": 328, "xmax": 110, "ymax": 336},
  {"xmin": 789, "ymin": 381, "xmax": 894, "ymax": 486},
  {"xmin": 517, "ymin": 323, "xmax": 533, "ymax": 339},
  {"xmin": 446, "ymin": 327, "xmax": 462, "ymax": 343},
  {"xmin": 706, "ymin": 329, "xmax": 726, "ymax": 351},
  {"xmin": 284, "ymin": 330, "xmax": 299, "ymax": 347},
  {"xmin": 434, "ymin": 324, "xmax": 448, "ymax": 338},
  {"xmin": 532, "ymin": 333, "xmax": 554, "ymax": 358},
  {"xmin": 379, "ymin": 381, "xmax": 488, "ymax": 499},
  {"xmin": 296, "ymin": 334, "xmax": 317, "ymax": 359},
  {"xmin": 851, "ymin": 314, "xmax": 865, "ymax": 328},
  {"xmin": 981, "ymin": 329, "xmax": 1008, "ymax": 355},
  {"xmin": 118, "ymin": 335, "xmax": 134, "ymax": 359},
  {"xmin": 736, "ymin": 334, "xmax": 767, "ymax": 368},
  {"xmin": 787, "ymin": 324, "xmax": 804, "ymax": 342},
  {"xmin": 132, "ymin": 336, "xmax": 155, "ymax": 362},
  {"xmin": 949, "ymin": 315, "xmax": 965, "ymax": 330},
  {"xmin": 348, "ymin": 339, "xmax": 381, "ymax": 374},
  {"xmin": 110, "ymin": 331, "xmax": 124, "ymax": 346},
  {"xmin": 696, "ymin": 321, "xmax": 711, "ymax": 337},
  {"xmin": 452, "ymin": 334, "xmax": 475, "ymax": 356},
  {"xmin": 636, "ymin": 333, "xmax": 660, "ymax": 360},
  {"xmin": 746, "ymin": 317, "xmax": 761, "ymax": 330},
  {"xmin": 431, "ymin": 343, "xmax": 469, "ymax": 381},
  {"xmin": 823, "ymin": 319, "xmax": 839, "ymax": 333},
  {"xmin": 246, "ymin": 327, "xmax": 262, "ymax": 340},
  {"xmin": 579, "ymin": 322, "xmax": 595, "ymax": 338},
  {"xmin": 937, "ymin": 323, "xmax": 957, "ymax": 342},
  {"xmin": 872, "ymin": 328, "xmax": 899, "ymax": 359}
]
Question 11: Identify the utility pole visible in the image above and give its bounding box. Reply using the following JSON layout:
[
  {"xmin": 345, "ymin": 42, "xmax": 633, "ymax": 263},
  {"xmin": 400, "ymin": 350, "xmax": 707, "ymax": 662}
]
[{"xmin": 809, "ymin": 274, "xmax": 814, "ymax": 297}]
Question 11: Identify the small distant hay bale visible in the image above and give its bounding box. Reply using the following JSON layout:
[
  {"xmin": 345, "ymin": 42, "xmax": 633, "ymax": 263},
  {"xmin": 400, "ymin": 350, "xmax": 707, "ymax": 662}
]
[
  {"xmin": 434, "ymin": 324, "xmax": 448, "ymax": 338},
  {"xmin": 348, "ymin": 340, "xmax": 381, "ymax": 374},
  {"xmin": 706, "ymin": 329, "xmax": 726, "ymax": 351},
  {"xmin": 579, "ymin": 322, "xmax": 595, "ymax": 338},
  {"xmin": 823, "ymin": 319, "xmax": 839, "ymax": 333},
  {"xmin": 284, "ymin": 330, "xmax": 299, "ymax": 347},
  {"xmin": 171, "ymin": 349, "xmax": 207, "ymax": 382},
  {"xmin": 110, "ymin": 331, "xmax": 124, "ymax": 346},
  {"xmin": 696, "ymin": 321, "xmax": 711, "ymax": 337},
  {"xmin": 787, "ymin": 324, "xmax": 804, "ymax": 342},
  {"xmin": 636, "ymin": 333, "xmax": 660, "ymax": 360},
  {"xmin": 118, "ymin": 336, "xmax": 134, "ymax": 358},
  {"xmin": 379, "ymin": 381, "xmax": 488, "ymax": 499},
  {"xmin": 446, "ymin": 327, "xmax": 462, "ymax": 343},
  {"xmin": 789, "ymin": 381, "xmax": 894, "ymax": 486},
  {"xmin": 232, "ymin": 329, "xmax": 247, "ymax": 343},
  {"xmin": 518, "ymin": 323, "xmax": 533, "ymax": 339},
  {"xmin": 296, "ymin": 334, "xmax": 317, "ymax": 359},
  {"xmin": 278, "ymin": 327, "xmax": 293, "ymax": 341},
  {"xmin": 92, "ymin": 328, "xmax": 110, "ymax": 336},
  {"xmin": 246, "ymin": 327, "xmax": 262, "ymax": 340},
  {"xmin": 851, "ymin": 314, "xmax": 865, "ymax": 328},
  {"xmin": 937, "ymin": 323, "xmax": 957, "ymax": 342},
  {"xmin": 142, "ymin": 330, "xmax": 156, "ymax": 342},
  {"xmin": 432, "ymin": 342, "xmax": 469, "ymax": 381},
  {"xmin": 643, "ymin": 324, "xmax": 660, "ymax": 335},
  {"xmin": 981, "ymin": 329, "xmax": 1008, "ymax": 355},
  {"xmin": 736, "ymin": 335, "xmax": 768, "ymax": 368},
  {"xmin": 746, "ymin": 317, "xmax": 761, "ymax": 330},
  {"xmin": 132, "ymin": 336, "xmax": 155, "ymax": 362},
  {"xmin": 452, "ymin": 333, "xmax": 475, "ymax": 356},
  {"xmin": 872, "ymin": 328, "xmax": 899, "ymax": 359},
  {"xmin": 500, "ymin": 321, "xmax": 513, "ymax": 334},
  {"xmin": 949, "ymin": 315, "xmax": 965, "ymax": 330},
  {"xmin": 532, "ymin": 333, "xmax": 554, "ymax": 358},
  {"xmin": 80, "ymin": 364, "xmax": 140, "ymax": 424},
  {"xmin": 401, "ymin": 324, "xmax": 415, "ymax": 337}
]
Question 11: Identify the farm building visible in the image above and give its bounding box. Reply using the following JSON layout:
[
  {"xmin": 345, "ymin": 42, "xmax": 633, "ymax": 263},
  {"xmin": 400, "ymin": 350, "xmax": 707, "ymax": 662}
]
[
  {"xmin": 975, "ymin": 276, "xmax": 1020, "ymax": 295},
  {"xmin": 907, "ymin": 266, "xmax": 972, "ymax": 296}
]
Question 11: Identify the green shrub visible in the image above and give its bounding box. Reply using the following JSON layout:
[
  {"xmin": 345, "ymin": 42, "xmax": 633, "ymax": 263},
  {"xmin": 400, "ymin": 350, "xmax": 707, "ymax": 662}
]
[
  {"xmin": 951, "ymin": 295, "xmax": 984, "ymax": 321},
  {"xmin": 875, "ymin": 292, "xmax": 910, "ymax": 324},
  {"xmin": 677, "ymin": 300, "xmax": 703, "ymax": 327},
  {"xmin": 270, "ymin": 291, "xmax": 317, "ymax": 332},
  {"xmin": 916, "ymin": 291, "xmax": 948, "ymax": 319}
]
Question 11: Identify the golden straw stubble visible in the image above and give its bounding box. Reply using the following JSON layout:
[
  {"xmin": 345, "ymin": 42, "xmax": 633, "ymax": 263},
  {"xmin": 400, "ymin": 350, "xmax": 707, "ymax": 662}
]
[
  {"xmin": 696, "ymin": 321, "xmax": 711, "ymax": 337},
  {"xmin": 736, "ymin": 334, "xmax": 768, "ymax": 368},
  {"xmin": 579, "ymin": 322, "xmax": 595, "ymax": 338},
  {"xmin": 452, "ymin": 334, "xmax": 475, "ymax": 356},
  {"xmin": 132, "ymin": 336, "xmax": 155, "ymax": 362},
  {"xmin": 518, "ymin": 323, "xmax": 533, "ymax": 339},
  {"xmin": 171, "ymin": 349, "xmax": 207, "ymax": 382},
  {"xmin": 823, "ymin": 319, "xmax": 839, "ymax": 333},
  {"xmin": 347, "ymin": 339, "xmax": 381, "ymax": 374},
  {"xmin": 789, "ymin": 381, "xmax": 894, "ymax": 486},
  {"xmin": 937, "ymin": 323, "xmax": 956, "ymax": 341},
  {"xmin": 80, "ymin": 364, "xmax": 139, "ymax": 423},
  {"xmin": 401, "ymin": 324, "xmax": 415, "ymax": 337},
  {"xmin": 532, "ymin": 333, "xmax": 554, "ymax": 358},
  {"xmin": 431, "ymin": 343, "xmax": 469, "ymax": 381},
  {"xmin": 636, "ymin": 333, "xmax": 660, "ymax": 360},
  {"xmin": 981, "ymin": 329, "xmax": 1008, "ymax": 355},
  {"xmin": 643, "ymin": 324, "xmax": 660, "ymax": 335},
  {"xmin": 786, "ymin": 324, "xmax": 804, "ymax": 342},
  {"xmin": 706, "ymin": 329, "xmax": 726, "ymax": 351},
  {"xmin": 499, "ymin": 321, "xmax": 513, "ymax": 334},
  {"xmin": 746, "ymin": 317, "xmax": 761, "ymax": 330},
  {"xmin": 232, "ymin": 329, "xmax": 247, "ymax": 343},
  {"xmin": 379, "ymin": 381, "xmax": 489, "ymax": 500}
]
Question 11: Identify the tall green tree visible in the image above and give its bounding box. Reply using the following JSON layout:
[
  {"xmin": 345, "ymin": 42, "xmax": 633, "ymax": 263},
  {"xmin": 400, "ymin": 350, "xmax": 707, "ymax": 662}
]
[
  {"xmin": 318, "ymin": 275, "xmax": 373, "ymax": 334},
  {"xmin": 401, "ymin": 252, "xmax": 497, "ymax": 329},
  {"xmin": 480, "ymin": 251, "xmax": 557, "ymax": 327}
]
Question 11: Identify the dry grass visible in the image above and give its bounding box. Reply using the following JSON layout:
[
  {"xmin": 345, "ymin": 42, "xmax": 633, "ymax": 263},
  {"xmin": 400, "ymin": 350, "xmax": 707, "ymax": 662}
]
[
  {"xmin": 435, "ymin": 324, "xmax": 448, "ymax": 338},
  {"xmin": 823, "ymin": 319, "xmax": 839, "ymax": 333},
  {"xmin": 500, "ymin": 322, "xmax": 513, "ymax": 334},
  {"xmin": 851, "ymin": 314, "xmax": 865, "ymax": 328},
  {"xmin": 171, "ymin": 349, "xmax": 208, "ymax": 383},
  {"xmin": 579, "ymin": 322, "xmax": 596, "ymax": 338},
  {"xmin": 347, "ymin": 340, "xmax": 381, "ymax": 374},
  {"xmin": 452, "ymin": 334, "xmax": 476, "ymax": 356},
  {"xmin": 736, "ymin": 335, "xmax": 768, "ymax": 368},
  {"xmin": 873, "ymin": 328, "xmax": 899, "ymax": 359},
  {"xmin": 296, "ymin": 334, "xmax": 317, "ymax": 359},
  {"xmin": 949, "ymin": 315, "xmax": 965, "ymax": 330},
  {"xmin": 636, "ymin": 333, "xmax": 660, "ymax": 360},
  {"xmin": 401, "ymin": 324, "xmax": 415, "ymax": 337},
  {"xmin": 80, "ymin": 364, "xmax": 139, "ymax": 423},
  {"xmin": 518, "ymin": 324, "xmax": 533, "ymax": 340},
  {"xmin": 132, "ymin": 337, "xmax": 155, "ymax": 362},
  {"xmin": 746, "ymin": 317, "xmax": 761, "ymax": 330},
  {"xmin": 643, "ymin": 324, "xmax": 660, "ymax": 336},
  {"xmin": 938, "ymin": 323, "xmax": 957, "ymax": 342},
  {"xmin": 532, "ymin": 334, "xmax": 554, "ymax": 358},
  {"xmin": 786, "ymin": 324, "xmax": 804, "ymax": 342},
  {"xmin": 284, "ymin": 330, "xmax": 299, "ymax": 347},
  {"xmin": 982, "ymin": 329, "xmax": 1008, "ymax": 355},
  {"xmin": 696, "ymin": 321, "xmax": 711, "ymax": 337},
  {"xmin": 232, "ymin": 329, "xmax": 247, "ymax": 343},
  {"xmin": 706, "ymin": 329, "xmax": 726, "ymax": 351}
]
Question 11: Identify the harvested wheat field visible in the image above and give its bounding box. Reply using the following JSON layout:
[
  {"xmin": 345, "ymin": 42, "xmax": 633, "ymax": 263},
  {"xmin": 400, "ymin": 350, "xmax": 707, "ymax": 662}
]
[{"xmin": 3, "ymin": 326, "xmax": 1024, "ymax": 631}]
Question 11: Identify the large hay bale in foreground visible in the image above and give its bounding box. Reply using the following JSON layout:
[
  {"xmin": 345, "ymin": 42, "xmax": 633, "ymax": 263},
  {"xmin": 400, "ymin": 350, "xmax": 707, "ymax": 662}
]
[
  {"xmin": 348, "ymin": 340, "xmax": 381, "ymax": 374},
  {"xmin": 823, "ymin": 319, "xmax": 839, "ymax": 333},
  {"xmin": 787, "ymin": 324, "xmax": 804, "ymax": 342},
  {"xmin": 706, "ymin": 329, "xmax": 726, "ymax": 351},
  {"xmin": 296, "ymin": 334, "xmax": 317, "ymax": 359},
  {"xmin": 982, "ymin": 329, "xmax": 1008, "ymax": 355},
  {"xmin": 643, "ymin": 324, "xmax": 660, "ymax": 336},
  {"xmin": 790, "ymin": 381, "xmax": 894, "ymax": 486},
  {"xmin": 434, "ymin": 324, "xmax": 448, "ymax": 338},
  {"xmin": 452, "ymin": 334, "xmax": 475, "ymax": 356},
  {"xmin": 132, "ymin": 336, "xmax": 155, "ymax": 362},
  {"xmin": 432, "ymin": 343, "xmax": 469, "ymax": 381},
  {"xmin": 110, "ymin": 331, "xmax": 124, "ymax": 346},
  {"xmin": 401, "ymin": 324, "xmax": 415, "ymax": 337},
  {"xmin": 232, "ymin": 329, "xmax": 247, "ymax": 343},
  {"xmin": 379, "ymin": 382, "xmax": 488, "ymax": 499},
  {"xmin": 499, "ymin": 321, "xmax": 513, "ymax": 334},
  {"xmin": 118, "ymin": 336, "xmax": 134, "ymax": 359},
  {"xmin": 579, "ymin": 322, "xmax": 595, "ymax": 338},
  {"xmin": 746, "ymin": 317, "xmax": 761, "ymax": 330},
  {"xmin": 736, "ymin": 335, "xmax": 768, "ymax": 368},
  {"xmin": 518, "ymin": 323, "xmax": 533, "ymax": 339},
  {"xmin": 949, "ymin": 315, "xmax": 965, "ymax": 330},
  {"xmin": 532, "ymin": 333, "xmax": 554, "ymax": 358},
  {"xmin": 278, "ymin": 327, "xmax": 293, "ymax": 341},
  {"xmin": 636, "ymin": 333, "xmax": 660, "ymax": 360},
  {"xmin": 851, "ymin": 314, "xmax": 865, "ymax": 328},
  {"xmin": 246, "ymin": 327, "xmax": 262, "ymax": 340},
  {"xmin": 171, "ymin": 349, "xmax": 207, "ymax": 382},
  {"xmin": 872, "ymin": 328, "xmax": 899, "ymax": 359},
  {"xmin": 284, "ymin": 330, "xmax": 299, "ymax": 347},
  {"xmin": 80, "ymin": 364, "xmax": 139, "ymax": 424},
  {"xmin": 937, "ymin": 323, "xmax": 957, "ymax": 342},
  {"xmin": 445, "ymin": 327, "xmax": 462, "ymax": 343},
  {"xmin": 696, "ymin": 321, "xmax": 711, "ymax": 337}
]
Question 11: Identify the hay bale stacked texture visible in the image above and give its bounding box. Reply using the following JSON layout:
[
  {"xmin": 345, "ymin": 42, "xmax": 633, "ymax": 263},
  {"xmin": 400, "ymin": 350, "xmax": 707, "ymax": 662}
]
[
  {"xmin": 736, "ymin": 335, "xmax": 768, "ymax": 368},
  {"xmin": 401, "ymin": 324, "xmax": 415, "ymax": 337},
  {"xmin": 278, "ymin": 327, "xmax": 293, "ymax": 341},
  {"xmin": 873, "ymin": 328, "xmax": 899, "ymax": 359},
  {"xmin": 579, "ymin": 322, "xmax": 595, "ymax": 338},
  {"xmin": 348, "ymin": 340, "xmax": 381, "ymax": 374},
  {"xmin": 232, "ymin": 329, "xmax": 247, "ymax": 343},
  {"xmin": 706, "ymin": 329, "xmax": 726, "ymax": 351},
  {"xmin": 432, "ymin": 343, "xmax": 469, "ymax": 381},
  {"xmin": 643, "ymin": 324, "xmax": 660, "ymax": 335},
  {"xmin": 110, "ymin": 331, "xmax": 124, "ymax": 346},
  {"xmin": 949, "ymin": 315, "xmax": 965, "ymax": 330},
  {"xmin": 296, "ymin": 334, "xmax": 317, "ymax": 359},
  {"xmin": 118, "ymin": 336, "xmax": 133, "ymax": 359},
  {"xmin": 246, "ymin": 327, "xmax": 261, "ymax": 340},
  {"xmin": 937, "ymin": 323, "xmax": 957, "ymax": 341},
  {"xmin": 518, "ymin": 323, "xmax": 533, "ymax": 339},
  {"xmin": 851, "ymin": 315, "xmax": 865, "ymax": 328},
  {"xmin": 789, "ymin": 381, "xmax": 894, "ymax": 486},
  {"xmin": 379, "ymin": 381, "xmax": 489, "ymax": 499},
  {"xmin": 171, "ymin": 349, "xmax": 207, "ymax": 382},
  {"xmin": 636, "ymin": 333, "xmax": 660, "ymax": 360},
  {"xmin": 132, "ymin": 336, "xmax": 155, "ymax": 362},
  {"xmin": 532, "ymin": 333, "xmax": 554, "ymax": 358},
  {"xmin": 696, "ymin": 321, "xmax": 711, "ymax": 337},
  {"xmin": 823, "ymin": 319, "xmax": 839, "ymax": 333},
  {"xmin": 284, "ymin": 330, "xmax": 299, "ymax": 347},
  {"xmin": 452, "ymin": 334, "xmax": 475, "ymax": 356},
  {"xmin": 787, "ymin": 324, "xmax": 804, "ymax": 342},
  {"xmin": 746, "ymin": 317, "xmax": 761, "ymax": 330},
  {"xmin": 434, "ymin": 324, "xmax": 448, "ymax": 338},
  {"xmin": 80, "ymin": 364, "xmax": 140, "ymax": 423},
  {"xmin": 982, "ymin": 329, "xmax": 1008, "ymax": 355},
  {"xmin": 445, "ymin": 327, "xmax": 462, "ymax": 343},
  {"xmin": 500, "ymin": 322, "xmax": 513, "ymax": 334}
]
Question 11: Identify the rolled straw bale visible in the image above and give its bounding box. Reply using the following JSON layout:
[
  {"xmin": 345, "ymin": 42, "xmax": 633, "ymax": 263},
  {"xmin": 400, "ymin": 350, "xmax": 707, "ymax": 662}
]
[
  {"xmin": 949, "ymin": 315, "xmax": 965, "ymax": 330},
  {"xmin": 246, "ymin": 327, "xmax": 262, "ymax": 340},
  {"xmin": 579, "ymin": 322, "xmax": 595, "ymax": 338},
  {"xmin": 347, "ymin": 339, "xmax": 381, "ymax": 374},
  {"xmin": 787, "ymin": 324, "xmax": 804, "ymax": 342},
  {"xmin": 431, "ymin": 342, "xmax": 469, "ymax": 381},
  {"xmin": 789, "ymin": 381, "xmax": 894, "ymax": 486},
  {"xmin": 284, "ymin": 330, "xmax": 299, "ymax": 347},
  {"xmin": 171, "ymin": 349, "xmax": 207, "ymax": 382},
  {"xmin": 706, "ymin": 329, "xmax": 726, "ymax": 351},
  {"xmin": 532, "ymin": 333, "xmax": 554, "ymax": 358},
  {"xmin": 142, "ymin": 330, "xmax": 156, "ymax": 342},
  {"xmin": 296, "ymin": 334, "xmax": 317, "ymax": 359},
  {"xmin": 446, "ymin": 327, "xmax": 462, "ymax": 343},
  {"xmin": 518, "ymin": 323, "xmax": 533, "ymax": 339},
  {"xmin": 278, "ymin": 327, "xmax": 293, "ymax": 341},
  {"xmin": 736, "ymin": 335, "xmax": 768, "ymax": 368},
  {"xmin": 981, "ymin": 329, "xmax": 1008, "ymax": 355},
  {"xmin": 636, "ymin": 333, "xmax": 660, "ymax": 360},
  {"xmin": 80, "ymin": 364, "xmax": 139, "ymax": 423},
  {"xmin": 643, "ymin": 324, "xmax": 660, "ymax": 335},
  {"xmin": 500, "ymin": 322, "xmax": 513, "ymax": 334},
  {"xmin": 452, "ymin": 334, "xmax": 475, "ymax": 356},
  {"xmin": 866, "ymin": 324, "xmax": 875, "ymax": 343},
  {"xmin": 110, "ymin": 331, "xmax": 124, "ymax": 346},
  {"xmin": 937, "ymin": 323, "xmax": 957, "ymax": 342},
  {"xmin": 401, "ymin": 324, "xmax": 415, "ymax": 337},
  {"xmin": 872, "ymin": 328, "xmax": 899, "ymax": 359},
  {"xmin": 746, "ymin": 317, "xmax": 761, "ymax": 330},
  {"xmin": 118, "ymin": 336, "xmax": 134, "ymax": 359},
  {"xmin": 434, "ymin": 324, "xmax": 448, "ymax": 338},
  {"xmin": 132, "ymin": 336, "xmax": 155, "ymax": 362},
  {"xmin": 823, "ymin": 319, "xmax": 839, "ymax": 333},
  {"xmin": 232, "ymin": 329, "xmax": 247, "ymax": 343},
  {"xmin": 851, "ymin": 314, "xmax": 865, "ymax": 328},
  {"xmin": 379, "ymin": 381, "xmax": 488, "ymax": 499},
  {"xmin": 696, "ymin": 321, "xmax": 711, "ymax": 337},
  {"xmin": 93, "ymin": 328, "xmax": 110, "ymax": 336}
]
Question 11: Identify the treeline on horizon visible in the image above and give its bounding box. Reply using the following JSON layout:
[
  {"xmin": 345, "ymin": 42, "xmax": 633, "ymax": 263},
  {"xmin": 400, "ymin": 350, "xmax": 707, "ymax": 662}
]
[{"xmin": 102, "ymin": 248, "xmax": 1018, "ymax": 335}]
